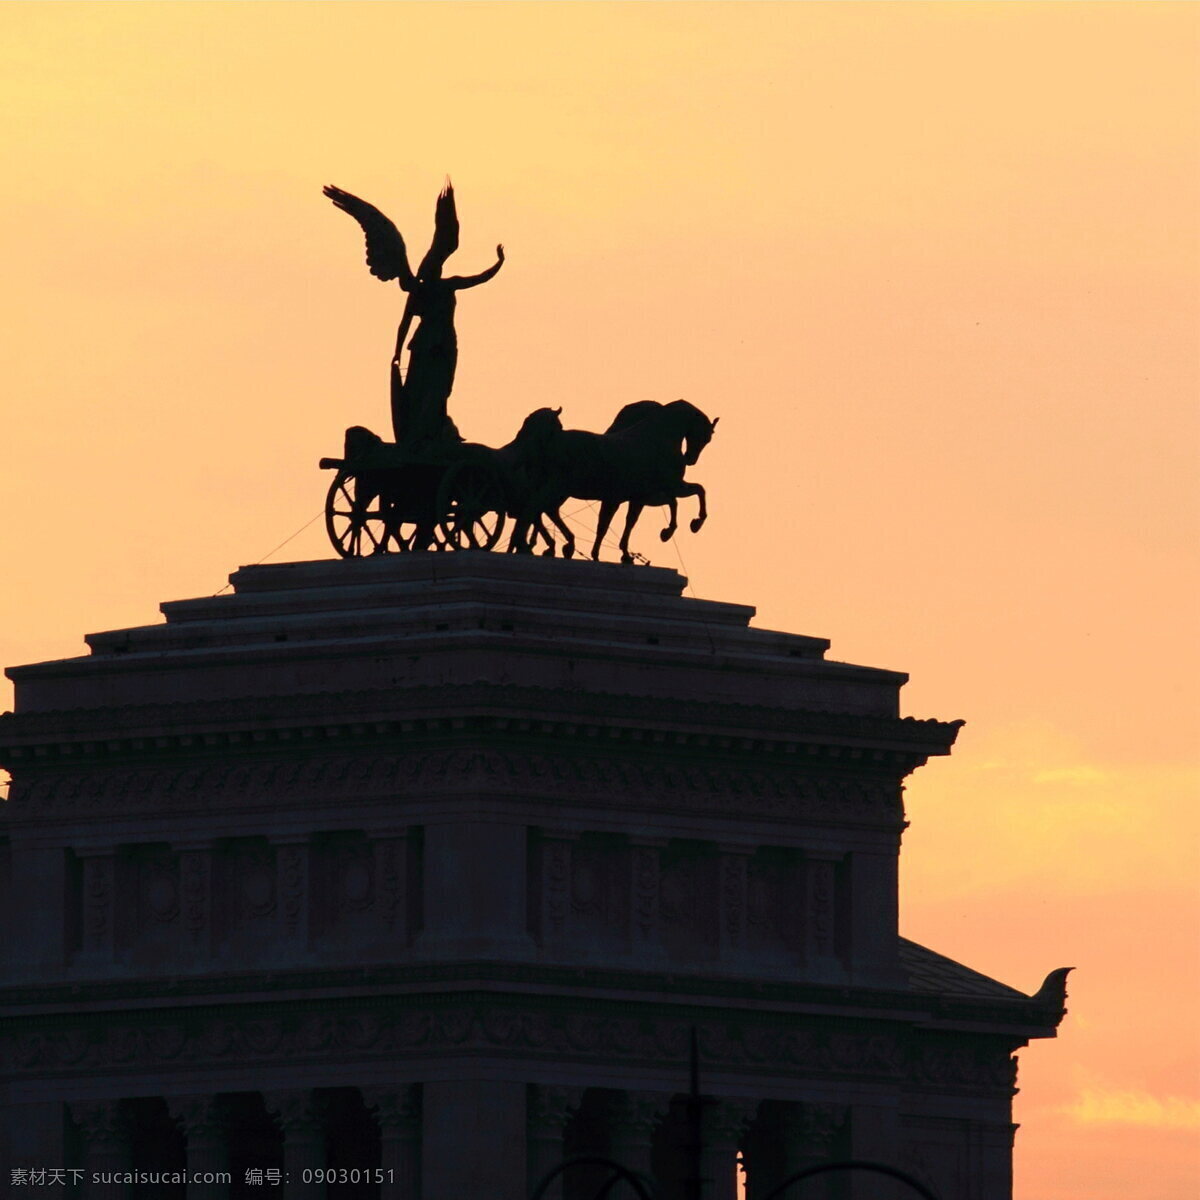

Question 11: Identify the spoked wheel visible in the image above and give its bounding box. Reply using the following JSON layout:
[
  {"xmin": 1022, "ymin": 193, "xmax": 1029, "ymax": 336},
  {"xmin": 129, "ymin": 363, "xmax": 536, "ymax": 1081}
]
[
  {"xmin": 437, "ymin": 461, "xmax": 507, "ymax": 551},
  {"xmin": 325, "ymin": 470, "xmax": 396, "ymax": 557}
]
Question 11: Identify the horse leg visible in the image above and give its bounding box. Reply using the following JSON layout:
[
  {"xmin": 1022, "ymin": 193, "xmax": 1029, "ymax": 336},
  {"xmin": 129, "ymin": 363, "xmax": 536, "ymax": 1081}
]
[
  {"xmin": 592, "ymin": 501, "xmax": 619, "ymax": 561},
  {"xmin": 660, "ymin": 499, "xmax": 678, "ymax": 542},
  {"xmin": 508, "ymin": 514, "xmax": 533, "ymax": 555},
  {"xmin": 676, "ymin": 481, "xmax": 707, "ymax": 532},
  {"xmin": 546, "ymin": 505, "xmax": 575, "ymax": 559},
  {"xmin": 532, "ymin": 515, "xmax": 556, "ymax": 557},
  {"xmin": 619, "ymin": 503, "xmax": 644, "ymax": 564}
]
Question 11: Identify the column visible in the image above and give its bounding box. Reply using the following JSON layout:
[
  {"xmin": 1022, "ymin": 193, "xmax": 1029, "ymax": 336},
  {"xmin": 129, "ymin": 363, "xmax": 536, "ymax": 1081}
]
[
  {"xmin": 717, "ymin": 845, "xmax": 752, "ymax": 965},
  {"xmin": 69, "ymin": 1100, "xmax": 131, "ymax": 1200},
  {"xmin": 608, "ymin": 1091, "xmax": 671, "ymax": 1186},
  {"xmin": 362, "ymin": 1085, "xmax": 421, "ymax": 1200},
  {"xmin": 526, "ymin": 1085, "xmax": 583, "ymax": 1200},
  {"xmin": 168, "ymin": 1095, "xmax": 230, "ymax": 1200},
  {"xmin": 628, "ymin": 838, "xmax": 664, "ymax": 960},
  {"xmin": 265, "ymin": 1090, "xmax": 327, "ymax": 1200},
  {"xmin": 700, "ymin": 1100, "xmax": 757, "ymax": 1200},
  {"xmin": 422, "ymin": 1080, "xmax": 525, "ymax": 1200},
  {"xmin": 174, "ymin": 841, "xmax": 214, "ymax": 961}
]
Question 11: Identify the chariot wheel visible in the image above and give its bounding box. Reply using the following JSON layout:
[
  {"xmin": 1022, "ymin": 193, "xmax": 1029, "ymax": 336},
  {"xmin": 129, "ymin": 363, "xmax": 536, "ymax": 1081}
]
[
  {"xmin": 437, "ymin": 461, "xmax": 506, "ymax": 551},
  {"xmin": 325, "ymin": 469, "xmax": 397, "ymax": 557}
]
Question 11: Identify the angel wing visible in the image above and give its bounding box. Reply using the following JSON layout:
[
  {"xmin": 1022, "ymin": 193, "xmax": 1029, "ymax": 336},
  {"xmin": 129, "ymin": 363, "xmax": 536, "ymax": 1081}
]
[
  {"xmin": 417, "ymin": 180, "xmax": 460, "ymax": 279},
  {"xmin": 323, "ymin": 185, "xmax": 415, "ymax": 288}
]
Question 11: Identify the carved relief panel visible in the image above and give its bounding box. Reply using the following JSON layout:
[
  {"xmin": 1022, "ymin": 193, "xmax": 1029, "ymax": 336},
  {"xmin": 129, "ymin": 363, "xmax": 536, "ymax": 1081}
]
[
  {"xmin": 310, "ymin": 830, "xmax": 411, "ymax": 956},
  {"xmin": 119, "ymin": 842, "xmax": 181, "ymax": 965},
  {"xmin": 569, "ymin": 833, "xmax": 630, "ymax": 958},
  {"xmin": 312, "ymin": 831, "xmax": 373, "ymax": 949},
  {"xmin": 745, "ymin": 847, "xmax": 803, "ymax": 964},
  {"xmin": 214, "ymin": 836, "xmax": 278, "ymax": 959},
  {"xmin": 659, "ymin": 839, "xmax": 718, "ymax": 963}
]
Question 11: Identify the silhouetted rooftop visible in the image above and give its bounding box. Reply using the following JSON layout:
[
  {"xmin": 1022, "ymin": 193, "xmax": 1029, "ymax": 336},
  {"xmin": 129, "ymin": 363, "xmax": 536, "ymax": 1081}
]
[{"xmin": 900, "ymin": 938, "xmax": 1031, "ymax": 1001}]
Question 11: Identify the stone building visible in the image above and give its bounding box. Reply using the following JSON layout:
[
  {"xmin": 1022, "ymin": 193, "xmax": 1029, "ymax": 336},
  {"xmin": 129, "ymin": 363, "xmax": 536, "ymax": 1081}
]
[{"xmin": 0, "ymin": 554, "xmax": 1067, "ymax": 1199}]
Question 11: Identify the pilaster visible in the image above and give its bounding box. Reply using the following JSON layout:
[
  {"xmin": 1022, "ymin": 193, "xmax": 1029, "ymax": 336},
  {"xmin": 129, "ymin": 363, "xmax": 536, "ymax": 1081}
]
[
  {"xmin": 717, "ymin": 844, "xmax": 753, "ymax": 964},
  {"xmin": 420, "ymin": 821, "xmax": 534, "ymax": 958},
  {"xmin": 372, "ymin": 831, "xmax": 410, "ymax": 943},
  {"xmin": 538, "ymin": 831, "xmax": 577, "ymax": 951},
  {"xmin": 271, "ymin": 835, "xmax": 312, "ymax": 957},
  {"xmin": 174, "ymin": 840, "xmax": 215, "ymax": 961},
  {"xmin": 803, "ymin": 854, "xmax": 844, "ymax": 981},
  {"xmin": 77, "ymin": 846, "xmax": 118, "ymax": 967},
  {"xmin": 628, "ymin": 837, "xmax": 665, "ymax": 959},
  {"xmin": 845, "ymin": 1100, "xmax": 902, "ymax": 1200},
  {"xmin": 845, "ymin": 848, "xmax": 902, "ymax": 985},
  {"xmin": 8, "ymin": 844, "xmax": 67, "ymax": 975}
]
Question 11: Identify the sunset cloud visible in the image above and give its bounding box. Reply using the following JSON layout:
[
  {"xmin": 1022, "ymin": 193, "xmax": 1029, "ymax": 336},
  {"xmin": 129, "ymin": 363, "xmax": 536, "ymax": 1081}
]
[{"xmin": 1064, "ymin": 1085, "xmax": 1200, "ymax": 1131}]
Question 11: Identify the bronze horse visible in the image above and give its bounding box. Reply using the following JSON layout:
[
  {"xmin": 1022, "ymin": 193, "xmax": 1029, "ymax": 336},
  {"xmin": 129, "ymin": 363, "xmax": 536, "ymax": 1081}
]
[{"xmin": 525, "ymin": 399, "xmax": 718, "ymax": 563}]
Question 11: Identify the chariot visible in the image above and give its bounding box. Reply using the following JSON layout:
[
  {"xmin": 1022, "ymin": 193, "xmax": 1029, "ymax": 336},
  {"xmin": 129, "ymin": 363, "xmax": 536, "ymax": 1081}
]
[{"xmin": 319, "ymin": 427, "xmax": 508, "ymax": 556}]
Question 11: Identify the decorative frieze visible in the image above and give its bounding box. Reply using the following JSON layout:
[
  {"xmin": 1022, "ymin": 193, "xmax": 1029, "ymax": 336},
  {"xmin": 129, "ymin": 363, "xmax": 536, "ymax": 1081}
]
[
  {"xmin": 13, "ymin": 750, "xmax": 903, "ymax": 828},
  {"xmin": 4, "ymin": 1005, "xmax": 927, "ymax": 1085}
]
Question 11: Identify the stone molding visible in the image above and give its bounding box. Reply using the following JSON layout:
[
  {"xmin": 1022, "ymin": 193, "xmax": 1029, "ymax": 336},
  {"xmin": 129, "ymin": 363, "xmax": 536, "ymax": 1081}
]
[
  {"xmin": 0, "ymin": 957, "xmax": 1057, "ymax": 1031},
  {"xmin": 0, "ymin": 682, "xmax": 962, "ymax": 769},
  {"xmin": 7, "ymin": 748, "xmax": 903, "ymax": 825},
  {"xmin": 4, "ymin": 1003, "xmax": 1020, "ymax": 1094}
]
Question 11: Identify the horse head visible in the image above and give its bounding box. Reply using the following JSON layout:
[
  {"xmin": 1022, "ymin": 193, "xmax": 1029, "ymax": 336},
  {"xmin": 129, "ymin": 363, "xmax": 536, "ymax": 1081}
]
[
  {"xmin": 515, "ymin": 406, "xmax": 564, "ymax": 445},
  {"xmin": 665, "ymin": 400, "xmax": 718, "ymax": 466}
]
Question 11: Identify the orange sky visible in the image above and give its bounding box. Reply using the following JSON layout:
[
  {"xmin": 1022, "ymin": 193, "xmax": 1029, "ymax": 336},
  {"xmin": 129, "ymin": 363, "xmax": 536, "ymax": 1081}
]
[{"xmin": 1, "ymin": 3, "xmax": 1197, "ymax": 1195}]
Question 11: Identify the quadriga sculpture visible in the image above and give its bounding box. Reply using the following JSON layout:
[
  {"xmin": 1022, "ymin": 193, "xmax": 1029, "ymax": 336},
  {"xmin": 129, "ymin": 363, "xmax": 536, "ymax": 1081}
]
[{"xmin": 320, "ymin": 179, "xmax": 718, "ymax": 563}]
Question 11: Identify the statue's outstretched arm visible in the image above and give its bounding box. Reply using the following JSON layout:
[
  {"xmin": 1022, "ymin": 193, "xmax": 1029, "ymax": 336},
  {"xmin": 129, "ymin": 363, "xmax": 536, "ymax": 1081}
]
[{"xmin": 449, "ymin": 245, "xmax": 504, "ymax": 290}]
